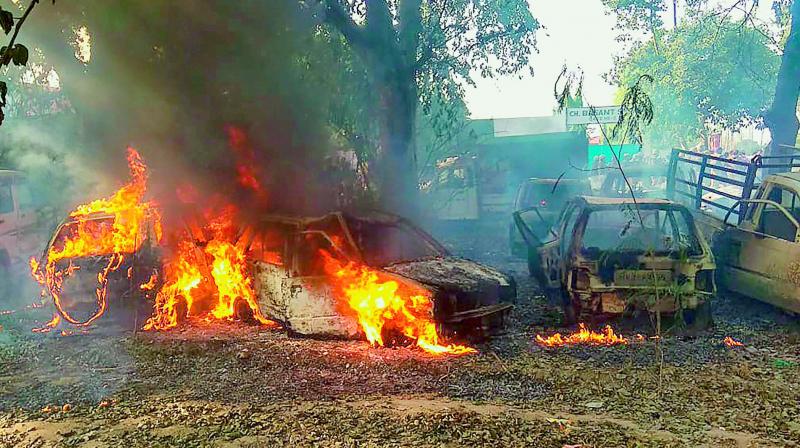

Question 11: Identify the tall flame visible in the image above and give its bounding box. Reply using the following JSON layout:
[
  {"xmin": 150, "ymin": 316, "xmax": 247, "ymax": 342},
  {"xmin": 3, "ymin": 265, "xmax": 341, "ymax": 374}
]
[
  {"xmin": 143, "ymin": 211, "xmax": 276, "ymax": 330},
  {"xmin": 321, "ymin": 251, "xmax": 475, "ymax": 356},
  {"xmin": 30, "ymin": 148, "xmax": 161, "ymax": 326}
]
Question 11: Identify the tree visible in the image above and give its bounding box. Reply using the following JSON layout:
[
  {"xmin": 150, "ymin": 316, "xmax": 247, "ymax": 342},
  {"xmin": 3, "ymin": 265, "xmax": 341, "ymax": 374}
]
[
  {"xmin": 765, "ymin": 0, "xmax": 800, "ymax": 157},
  {"xmin": 612, "ymin": 14, "xmax": 780, "ymax": 151},
  {"xmin": 0, "ymin": 0, "xmax": 51, "ymax": 126},
  {"xmin": 319, "ymin": 0, "xmax": 538, "ymax": 216}
]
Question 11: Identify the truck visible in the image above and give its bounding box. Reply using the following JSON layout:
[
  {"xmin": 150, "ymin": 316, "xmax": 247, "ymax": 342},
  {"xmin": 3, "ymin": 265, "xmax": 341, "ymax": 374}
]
[{"xmin": 667, "ymin": 148, "xmax": 800, "ymax": 314}]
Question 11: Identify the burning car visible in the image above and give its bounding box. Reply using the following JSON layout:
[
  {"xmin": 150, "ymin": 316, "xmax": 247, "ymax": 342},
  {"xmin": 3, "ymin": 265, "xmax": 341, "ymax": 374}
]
[
  {"xmin": 248, "ymin": 211, "xmax": 516, "ymax": 341},
  {"xmin": 514, "ymin": 196, "xmax": 715, "ymax": 328},
  {"xmin": 33, "ymin": 211, "xmax": 162, "ymax": 326},
  {"xmin": 30, "ymin": 147, "xmax": 506, "ymax": 354}
]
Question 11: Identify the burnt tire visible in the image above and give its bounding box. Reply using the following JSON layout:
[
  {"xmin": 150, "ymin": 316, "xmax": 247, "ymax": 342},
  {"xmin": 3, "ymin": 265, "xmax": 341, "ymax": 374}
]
[
  {"xmin": 561, "ymin": 301, "xmax": 577, "ymax": 326},
  {"xmin": 683, "ymin": 300, "xmax": 713, "ymax": 331}
]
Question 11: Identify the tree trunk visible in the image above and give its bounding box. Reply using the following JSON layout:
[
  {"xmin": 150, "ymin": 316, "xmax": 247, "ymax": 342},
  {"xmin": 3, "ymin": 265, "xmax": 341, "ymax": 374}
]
[
  {"xmin": 765, "ymin": 0, "xmax": 800, "ymax": 159},
  {"xmin": 375, "ymin": 72, "xmax": 419, "ymax": 219}
]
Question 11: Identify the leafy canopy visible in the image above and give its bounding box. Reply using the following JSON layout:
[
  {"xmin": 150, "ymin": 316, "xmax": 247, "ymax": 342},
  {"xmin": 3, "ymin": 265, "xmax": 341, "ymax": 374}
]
[{"xmin": 613, "ymin": 15, "xmax": 780, "ymax": 150}]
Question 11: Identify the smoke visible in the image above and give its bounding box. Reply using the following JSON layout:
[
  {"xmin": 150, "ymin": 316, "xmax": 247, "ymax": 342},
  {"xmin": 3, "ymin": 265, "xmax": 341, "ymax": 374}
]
[{"xmin": 11, "ymin": 0, "xmax": 348, "ymax": 220}]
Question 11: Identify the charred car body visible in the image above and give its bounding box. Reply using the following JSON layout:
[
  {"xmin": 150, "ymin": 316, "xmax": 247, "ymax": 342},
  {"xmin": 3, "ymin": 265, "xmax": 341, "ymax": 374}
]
[
  {"xmin": 515, "ymin": 196, "xmax": 715, "ymax": 327},
  {"xmin": 38, "ymin": 209, "xmax": 515, "ymax": 339},
  {"xmin": 37, "ymin": 212, "xmax": 162, "ymax": 325},
  {"xmin": 249, "ymin": 211, "xmax": 516, "ymax": 339}
]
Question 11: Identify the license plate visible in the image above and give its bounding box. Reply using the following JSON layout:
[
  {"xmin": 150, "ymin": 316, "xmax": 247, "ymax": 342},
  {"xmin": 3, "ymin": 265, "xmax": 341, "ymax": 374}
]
[
  {"xmin": 601, "ymin": 293, "xmax": 626, "ymax": 313},
  {"xmin": 613, "ymin": 270, "xmax": 672, "ymax": 287}
]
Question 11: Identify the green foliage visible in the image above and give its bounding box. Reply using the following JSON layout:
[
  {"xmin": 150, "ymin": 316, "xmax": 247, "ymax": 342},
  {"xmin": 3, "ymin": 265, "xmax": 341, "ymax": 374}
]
[
  {"xmin": 321, "ymin": 0, "xmax": 539, "ymax": 202},
  {"xmin": 614, "ymin": 15, "xmax": 781, "ymax": 151},
  {"xmin": 0, "ymin": 0, "xmax": 49, "ymax": 126},
  {"xmin": 0, "ymin": 9, "xmax": 13, "ymax": 35},
  {"xmin": 601, "ymin": 0, "xmax": 667, "ymax": 34},
  {"xmin": 415, "ymin": 0, "xmax": 540, "ymax": 87}
]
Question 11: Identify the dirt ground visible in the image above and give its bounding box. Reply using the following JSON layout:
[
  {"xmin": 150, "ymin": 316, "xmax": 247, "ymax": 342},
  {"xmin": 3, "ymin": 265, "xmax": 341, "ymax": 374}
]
[{"xmin": 1, "ymin": 220, "xmax": 799, "ymax": 447}]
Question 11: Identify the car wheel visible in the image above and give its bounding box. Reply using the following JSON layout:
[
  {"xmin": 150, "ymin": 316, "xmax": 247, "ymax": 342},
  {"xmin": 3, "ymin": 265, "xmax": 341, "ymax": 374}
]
[{"xmin": 684, "ymin": 299, "xmax": 713, "ymax": 331}]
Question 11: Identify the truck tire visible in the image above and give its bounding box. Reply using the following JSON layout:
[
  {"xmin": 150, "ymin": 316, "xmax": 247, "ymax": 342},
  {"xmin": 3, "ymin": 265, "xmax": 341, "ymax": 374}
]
[{"xmin": 562, "ymin": 300, "xmax": 577, "ymax": 326}]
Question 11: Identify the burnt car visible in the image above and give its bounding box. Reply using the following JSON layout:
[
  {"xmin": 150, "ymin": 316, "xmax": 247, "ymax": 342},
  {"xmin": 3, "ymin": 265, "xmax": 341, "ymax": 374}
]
[
  {"xmin": 514, "ymin": 196, "xmax": 715, "ymax": 327},
  {"xmin": 34, "ymin": 212, "xmax": 162, "ymax": 325},
  {"xmin": 248, "ymin": 211, "xmax": 516, "ymax": 339},
  {"xmin": 510, "ymin": 177, "xmax": 592, "ymax": 259}
]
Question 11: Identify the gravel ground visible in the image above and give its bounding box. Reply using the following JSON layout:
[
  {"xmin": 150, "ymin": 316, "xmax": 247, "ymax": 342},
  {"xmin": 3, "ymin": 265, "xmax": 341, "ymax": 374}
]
[{"xmin": 0, "ymin": 219, "xmax": 798, "ymax": 447}]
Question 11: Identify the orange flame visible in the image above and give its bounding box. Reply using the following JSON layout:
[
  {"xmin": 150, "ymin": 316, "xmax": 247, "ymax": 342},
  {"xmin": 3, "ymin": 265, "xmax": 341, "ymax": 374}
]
[
  {"xmin": 321, "ymin": 251, "xmax": 475, "ymax": 356},
  {"xmin": 206, "ymin": 239, "xmax": 273, "ymax": 325},
  {"xmin": 32, "ymin": 314, "xmax": 61, "ymax": 333},
  {"xmin": 535, "ymin": 323, "xmax": 628, "ymax": 347},
  {"xmin": 225, "ymin": 125, "xmax": 267, "ymax": 204},
  {"xmin": 139, "ymin": 272, "xmax": 158, "ymax": 290},
  {"xmin": 723, "ymin": 336, "xmax": 744, "ymax": 348},
  {"xmin": 143, "ymin": 241, "xmax": 204, "ymax": 330},
  {"xmin": 143, "ymin": 210, "xmax": 277, "ymax": 330},
  {"xmin": 30, "ymin": 148, "xmax": 161, "ymax": 326}
]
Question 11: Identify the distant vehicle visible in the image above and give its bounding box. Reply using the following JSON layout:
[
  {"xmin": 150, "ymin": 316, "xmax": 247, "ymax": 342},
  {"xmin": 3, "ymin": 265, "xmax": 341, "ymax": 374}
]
[
  {"xmin": 509, "ymin": 178, "xmax": 591, "ymax": 260},
  {"xmin": 598, "ymin": 165, "xmax": 669, "ymax": 199},
  {"xmin": 426, "ymin": 128, "xmax": 588, "ymax": 221},
  {"xmin": 253, "ymin": 211, "xmax": 516, "ymax": 339},
  {"xmin": 514, "ymin": 196, "xmax": 715, "ymax": 327},
  {"xmin": 668, "ymin": 149, "xmax": 800, "ymax": 314},
  {"xmin": 0, "ymin": 170, "xmax": 51, "ymax": 302}
]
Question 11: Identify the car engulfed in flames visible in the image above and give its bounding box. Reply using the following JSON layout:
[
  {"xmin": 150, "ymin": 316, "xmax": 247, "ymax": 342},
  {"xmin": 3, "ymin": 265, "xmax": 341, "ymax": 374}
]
[
  {"xmin": 249, "ymin": 212, "xmax": 515, "ymax": 348},
  {"xmin": 30, "ymin": 148, "xmax": 512, "ymax": 355}
]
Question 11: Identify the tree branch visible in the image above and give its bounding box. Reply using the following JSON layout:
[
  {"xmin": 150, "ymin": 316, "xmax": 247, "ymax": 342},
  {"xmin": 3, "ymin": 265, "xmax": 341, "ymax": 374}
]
[
  {"xmin": 398, "ymin": 0, "xmax": 422, "ymax": 71},
  {"xmin": 323, "ymin": 0, "xmax": 368, "ymax": 50},
  {"xmin": 2, "ymin": 0, "xmax": 39, "ymax": 64},
  {"xmin": 365, "ymin": 0, "xmax": 393, "ymax": 36}
]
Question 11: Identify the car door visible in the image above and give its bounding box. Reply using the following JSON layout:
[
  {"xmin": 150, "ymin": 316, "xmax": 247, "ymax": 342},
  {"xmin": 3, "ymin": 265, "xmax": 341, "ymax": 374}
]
[
  {"xmin": 718, "ymin": 184, "xmax": 800, "ymax": 313},
  {"xmin": 515, "ymin": 203, "xmax": 578, "ymax": 290},
  {"xmin": 274, "ymin": 230, "xmax": 359, "ymax": 337}
]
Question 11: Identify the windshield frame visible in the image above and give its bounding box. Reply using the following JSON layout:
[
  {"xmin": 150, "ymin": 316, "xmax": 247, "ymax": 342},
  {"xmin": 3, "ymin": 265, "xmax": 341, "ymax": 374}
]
[
  {"xmin": 571, "ymin": 203, "xmax": 704, "ymax": 259},
  {"xmin": 343, "ymin": 215, "xmax": 449, "ymax": 267}
]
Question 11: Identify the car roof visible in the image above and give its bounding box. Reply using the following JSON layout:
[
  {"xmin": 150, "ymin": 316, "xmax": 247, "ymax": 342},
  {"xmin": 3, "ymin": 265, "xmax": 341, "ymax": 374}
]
[
  {"xmin": 577, "ymin": 195, "xmax": 677, "ymax": 207},
  {"xmin": 258, "ymin": 210, "xmax": 407, "ymax": 226}
]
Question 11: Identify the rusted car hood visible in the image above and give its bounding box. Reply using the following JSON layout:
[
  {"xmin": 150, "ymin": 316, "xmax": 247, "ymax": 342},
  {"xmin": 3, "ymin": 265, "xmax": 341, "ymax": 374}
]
[{"xmin": 383, "ymin": 257, "xmax": 513, "ymax": 295}]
